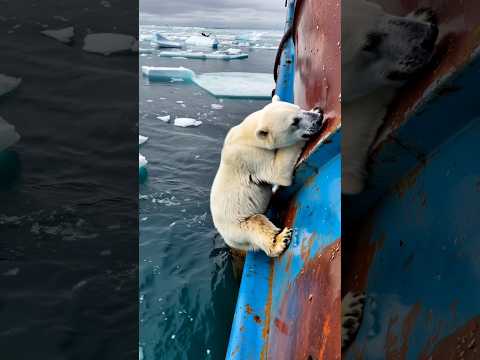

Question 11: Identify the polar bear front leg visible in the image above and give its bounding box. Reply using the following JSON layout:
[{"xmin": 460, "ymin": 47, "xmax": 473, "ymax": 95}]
[
  {"xmin": 240, "ymin": 214, "xmax": 292, "ymax": 257},
  {"xmin": 270, "ymin": 142, "xmax": 305, "ymax": 186}
]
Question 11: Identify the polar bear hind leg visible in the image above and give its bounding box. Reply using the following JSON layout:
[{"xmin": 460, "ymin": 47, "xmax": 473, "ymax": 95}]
[{"xmin": 240, "ymin": 214, "xmax": 292, "ymax": 257}]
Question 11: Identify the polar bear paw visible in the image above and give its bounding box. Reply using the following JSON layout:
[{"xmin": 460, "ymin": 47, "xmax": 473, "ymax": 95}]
[
  {"xmin": 269, "ymin": 227, "xmax": 292, "ymax": 257},
  {"xmin": 342, "ymin": 291, "xmax": 366, "ymax": 350}
]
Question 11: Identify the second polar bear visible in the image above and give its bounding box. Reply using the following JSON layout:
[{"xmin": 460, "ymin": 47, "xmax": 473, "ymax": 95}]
[{"xmin": 210, "ymin": 97, "xmax": 323, "ymax": 257}]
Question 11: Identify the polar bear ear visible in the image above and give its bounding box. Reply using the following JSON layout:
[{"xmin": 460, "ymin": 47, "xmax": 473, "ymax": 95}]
[{"xmin": 272, "ymin": 95, "xmax": 280, "ymax": 103}]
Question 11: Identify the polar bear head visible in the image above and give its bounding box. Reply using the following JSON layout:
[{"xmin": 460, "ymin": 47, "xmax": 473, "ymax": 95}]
[
  {"xmin": 342, "ymin": 0, "xmax": 438, "ymax": 101},
  {"xmin": 252, "ymin": 97, "xmax": 324, "ymax": 149}
]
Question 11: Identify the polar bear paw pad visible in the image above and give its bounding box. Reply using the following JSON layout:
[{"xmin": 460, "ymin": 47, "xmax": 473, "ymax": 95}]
[{"xmin": 342, "ymin": 291, "xmax": 366, "ymax": 350}]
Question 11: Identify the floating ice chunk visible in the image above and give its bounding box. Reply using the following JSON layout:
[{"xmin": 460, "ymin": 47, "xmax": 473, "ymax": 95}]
[
  {"xmin": 252, "ymin": 45, "xmax": 278, "ymax": 50},
  {"xmin": 139, "ymin": 48, "xmax": 153, "ymax": 54},
  {"xmin": 41, "ymin": 26, "xmax": 74, "ymax": 44},
  {"xmin": 142, "ymin": 67, "xmax": 274, "ymax": 99},
  {"xmin": 159, "ymin": 50, "xmax": 247, "ymax": 60},
  {"xmin": 152, "ymin": 33, "xmax": 182, "ymax": 48},
  {"xmin": 174, "ymin": 118, "xmax": 202, "ymax": 127},
  {"xmin": 236, "ymin": 41, "xmax": 251, "ymax": 47},
  {"xmin": 159, "ymin": 51, "xmax": 206, "ymax": 60},
  {"xmin": 0, "ymin": 74, "xmax": 21, "ymax": 96},
  {"xmin": 225, "ymin": 48, "xmax": 242, "ymax": 55},
  {"xmin": 139, "ymin": 153, "xmax": 147, "ymax": 168},
  {"xmin": 139, "ymin": 33, "xmax": 153, "ymax": 42},
  {"xmin": 139, "ymin": 135, "xmax": 148, "ymax": 145},
  {"xmin": 194, "ymin": 72, "xmax": 274, "ymax": 99},
  {"xmin": 211, "ymin": 103, "xmax": 223, "ymax": 110},
  {"xmin": 142, "ymin": 66, "xmax": 195, "ymax": 82},
  {"xmin": 185, "ymin": 35, "xmax": 219, "ymax": 49},
  {"xmin": 0, "ymin": 116, "xmax": 20, "ymax": 151},
  {"xmin": 157, "ymin": 115, "xmax": 170, "ymax": 122},
  {"xmin": 83, "ymin": 33, "xmax": 137, "ymax": 55},
  {"xmin": 235, "ymin": 32, "xmax": 262, "ymax": 42},
  {"xmin": 205, "ymin": 51, "xmax": 248, "ymax": 60},
  {"xmin": 176, "ymin": 100, "xmax": 184, "ymax": 104}
]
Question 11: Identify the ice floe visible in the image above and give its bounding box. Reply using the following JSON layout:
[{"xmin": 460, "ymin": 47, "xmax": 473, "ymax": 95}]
[
  {"xmin": 174, "ymin": 118, "xmax": 202, "ymax": 127},
  {"xmin": 157, "ymin": 115, "xmax": 170, "ymax": 122},
  {"xmin": 225, "ymin": 48, "xmax": 242, "ymax": 55},
  {"xmin": 83, "ymin": 33, "xmax": 137, "ymax": 55},
  {"xmin": 235, "ymin": 32, "xmax": 263, "ymax": 42},
  {"xmin": 0, "ymin": 116, "xmax": 20, "ymax": 151},
  {"xmin": 211, "ymin": 103, "xmax": 223, "ymax": 110},
  {"xmin": 141, "ymin": 66, "xmax": 195, "ymax": 82},
  {"xmin": 139, "ymin": 153, "xmax": 147, "ymax": 168},
  {"xmin": 185, "ymin": 35, "xmax": 219, "ymax": 49},
  {"xmin": 139, "ymin": 135, "xmax": 148, "ymax": 145},
  {"xmin": 194, "ymin": 72, "xmax": 274, "ymax": 99},
  {"xmin": 142, "ymin": 66, "xmax": 274, "ymax": 99},
  {"xmin": 41, "ymin": 26, "xmax": 74, "ymax": 44},
  {"xmin": 159, "ymin": 50, "xmax": 247, "ymax": 60},
  {"xmin": 152, "ymin": 33, "xmax": 182, "ymax": 48},
  {"xmin": 0, "ymin": 74, "xmax": 21, "ymax": 97},
  {"xmin": 139, "ymin": 48, "xmax": 154, "ymax": 54}
]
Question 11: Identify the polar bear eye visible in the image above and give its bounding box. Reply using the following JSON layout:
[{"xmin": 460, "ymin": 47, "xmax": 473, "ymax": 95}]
[
  {"xmin": 292, "ymin": 117, "xmax": 301, "ymax": 127},
  {"xmin": 257, "ymin": 130, "xmax": 269, "ymax": 138}
]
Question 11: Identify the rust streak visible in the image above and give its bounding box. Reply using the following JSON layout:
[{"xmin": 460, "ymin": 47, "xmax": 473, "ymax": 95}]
[
  {"xmin": 419, "ymin": 315, "xmax": 480, "ymax": 360},
  {"xmin": 259, "ymin": 259, "xmax": 275, "ymax": 360},
  {"xmin": 267, "ymin": 239, "xmax": 341, "ymax": 360},
  {"xmin": 384, "ymin": 303, "xmax": 422, "ymax": 360}
]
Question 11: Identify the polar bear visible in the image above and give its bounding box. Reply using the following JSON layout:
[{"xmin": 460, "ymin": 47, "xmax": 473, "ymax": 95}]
[
  {"xmin": 210, "ymin": 97, "xmax": 323, "ymax": 257},
  {"xmin": 342, "ymin": 0, "xmax": 438, "ymax": 194}
]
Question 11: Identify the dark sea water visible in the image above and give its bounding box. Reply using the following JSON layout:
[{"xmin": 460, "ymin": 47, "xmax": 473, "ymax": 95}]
[
  {"xmin": 0, "ymin": 2, "xmax": 138, "ymax": 359},
  {"xmin": 139, "ymin": 29, "xmax": 279, "ymax": 360}
]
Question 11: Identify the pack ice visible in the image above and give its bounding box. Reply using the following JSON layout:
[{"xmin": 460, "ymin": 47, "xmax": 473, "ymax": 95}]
[
  {"xmin": 0, "ymin": 116, "xmax": 20, "ymax": 151},
  {"xmin": 0, "ymin": 74, "xmax": 21, "ymax": 97},
  {"xmin": 41, "ymin": 26, "xmax": 74, "ymax": 44},
  {"xmin": 184, "ymin": 35, "xmax": 219, "ymax": 49},
  {"xmin": 83, "ymin": 33, "xmax": 137, "ymax": 55}
]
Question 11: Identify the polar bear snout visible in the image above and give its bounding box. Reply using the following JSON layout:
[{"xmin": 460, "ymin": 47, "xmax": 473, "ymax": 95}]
[
  {"xmin": 299, "ymin": 108, "xmax": 324, "ymax": 138},
  {"xmin": 381, "ymin": 10, "xmax": 438, "ymax": 82}
]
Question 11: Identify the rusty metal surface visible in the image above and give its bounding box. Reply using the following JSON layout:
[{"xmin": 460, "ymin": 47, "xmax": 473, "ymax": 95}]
[
  {"xmin": 294, "ymin": 0, "xmax": 341, "ymax": 161},
  {"xmin": 267, "ymin": 239, "xmax": 341, "ymax": 360},
  {"xmin": 344, "ymin": 116, "xmax": 480, "ymax": 359},
  {"xmin": 343, "ymin": 1, "xmax": 480, "ymax": 358}
]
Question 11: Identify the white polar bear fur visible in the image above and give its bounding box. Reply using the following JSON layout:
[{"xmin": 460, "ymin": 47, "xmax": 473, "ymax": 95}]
[{"xmin": 210, "ymin": 97, "xmax": 322, "ymax": 257}]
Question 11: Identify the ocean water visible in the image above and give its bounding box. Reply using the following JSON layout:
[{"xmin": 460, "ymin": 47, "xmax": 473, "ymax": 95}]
[
  {"xmin": 0, "ymin": 2, "xmax": 138, "ymax": 359},
  {"xmin": 139, "ymin": 26, "xmax": 281, "ymax": 360}
]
